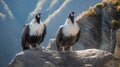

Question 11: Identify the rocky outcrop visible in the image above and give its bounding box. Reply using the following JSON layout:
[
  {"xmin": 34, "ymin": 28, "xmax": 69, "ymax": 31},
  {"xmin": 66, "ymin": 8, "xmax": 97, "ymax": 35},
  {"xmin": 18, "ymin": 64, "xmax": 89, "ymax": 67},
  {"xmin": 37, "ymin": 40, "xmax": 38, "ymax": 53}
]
[
  {"xmin": 76, "ymin": 0, "xmax": 120, "ymax": 52},
  {"xmin": 9, "ymin": 48, "xmax": 120, "ymax": 67},
  {"xmin": 100, "ymin": 0, "xmax": 120, "ymax": 53}
]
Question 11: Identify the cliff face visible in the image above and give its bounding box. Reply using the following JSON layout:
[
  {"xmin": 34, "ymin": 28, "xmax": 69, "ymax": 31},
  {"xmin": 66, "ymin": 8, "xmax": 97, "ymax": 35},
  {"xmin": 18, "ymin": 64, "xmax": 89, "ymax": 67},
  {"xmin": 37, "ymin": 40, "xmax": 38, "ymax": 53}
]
[
  {"xmin": 76, "ymin": 6, "xmax": 102, "ymax": 50},
  {"xmin": 8, "ymin": 48, "xmax": 120, "ymax": 67},
  {"xmin": 74, "ymin": 0, "xmax": 120, "ymax": 52}
]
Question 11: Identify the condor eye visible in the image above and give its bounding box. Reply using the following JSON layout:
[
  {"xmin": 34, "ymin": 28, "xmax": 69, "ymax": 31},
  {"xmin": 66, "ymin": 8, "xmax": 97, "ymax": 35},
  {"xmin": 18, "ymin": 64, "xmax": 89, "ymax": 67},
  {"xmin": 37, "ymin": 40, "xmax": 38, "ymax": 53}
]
[
  {"xmin": 71, "ymin": 13, "xmax": 74, "ymax": 17},
  {"xmin": 37, "ymin": 14, "xmax": 40, "ymax": 17}
]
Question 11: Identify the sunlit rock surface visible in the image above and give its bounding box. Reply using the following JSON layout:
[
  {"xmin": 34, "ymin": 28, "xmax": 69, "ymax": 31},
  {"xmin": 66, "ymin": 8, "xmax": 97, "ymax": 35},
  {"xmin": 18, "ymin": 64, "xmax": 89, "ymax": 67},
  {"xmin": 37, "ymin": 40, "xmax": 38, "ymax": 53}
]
[{"xmin": 9, "ymin": 48, "xmax": 120, "ymax": 67}]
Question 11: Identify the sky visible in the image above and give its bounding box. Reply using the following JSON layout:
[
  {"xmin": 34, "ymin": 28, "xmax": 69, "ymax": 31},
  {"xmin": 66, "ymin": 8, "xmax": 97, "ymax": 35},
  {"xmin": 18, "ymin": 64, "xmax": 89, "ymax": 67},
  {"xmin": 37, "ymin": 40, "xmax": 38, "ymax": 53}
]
[{"xmin": 0, "ymin": 0, "xmax": 101, "ymax": 67}]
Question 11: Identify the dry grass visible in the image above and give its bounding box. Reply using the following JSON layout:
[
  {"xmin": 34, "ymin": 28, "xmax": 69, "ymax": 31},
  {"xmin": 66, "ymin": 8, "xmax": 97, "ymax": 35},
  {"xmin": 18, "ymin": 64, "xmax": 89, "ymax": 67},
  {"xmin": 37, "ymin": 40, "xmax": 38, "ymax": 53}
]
[
  {"xmin": 103, "ymin": 0, "xmax": 120, "ymax": 5},
  {"xmin": 94, "ymin": 3, "xmax": 103, "ymax": 8}
]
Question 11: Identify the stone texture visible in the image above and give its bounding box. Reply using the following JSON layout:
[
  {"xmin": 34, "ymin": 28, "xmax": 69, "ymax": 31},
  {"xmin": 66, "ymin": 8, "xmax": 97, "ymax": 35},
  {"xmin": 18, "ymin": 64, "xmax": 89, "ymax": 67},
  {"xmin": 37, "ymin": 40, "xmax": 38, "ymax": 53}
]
[
  {"xmin": 115, "ymin": 29, "xmax": 120, "ymax": 58},
  {"xmin": 9, "ymin": 48, "xmax": 120, "ymax": 67}
]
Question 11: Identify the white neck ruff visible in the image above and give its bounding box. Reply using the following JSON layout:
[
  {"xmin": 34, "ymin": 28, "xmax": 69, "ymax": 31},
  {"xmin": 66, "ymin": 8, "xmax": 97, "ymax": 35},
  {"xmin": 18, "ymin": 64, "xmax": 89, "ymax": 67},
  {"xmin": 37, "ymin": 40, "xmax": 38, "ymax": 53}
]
[
  {"xmin": 29, "ymin": 19, "xmax": 44, "ymax": 36},
  {"xmin": 62, "ymin": 18, "xmax": 80, "ymax": 36}
]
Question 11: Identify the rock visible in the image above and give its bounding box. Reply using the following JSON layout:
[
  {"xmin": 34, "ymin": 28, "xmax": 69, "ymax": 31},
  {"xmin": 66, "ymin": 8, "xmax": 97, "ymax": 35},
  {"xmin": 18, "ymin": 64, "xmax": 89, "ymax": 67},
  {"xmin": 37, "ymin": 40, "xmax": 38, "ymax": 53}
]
[
  {"xmin": 47, "ymin": 39, "xmax": 57, "ymax": 50},
  {"xmin": 42, "ymin": 61, "xmax": 56, "ymax": 67},
  {"xmin": 114, "ymin": 29, "xmax": 120, "ymax": 58},
  {"xmin": 9, "ymin": 48, "xmax": 120, "ymax": 67},
  {"xmin": 76, "ymin": 0, "xmax": 120, "ymax": 52}
]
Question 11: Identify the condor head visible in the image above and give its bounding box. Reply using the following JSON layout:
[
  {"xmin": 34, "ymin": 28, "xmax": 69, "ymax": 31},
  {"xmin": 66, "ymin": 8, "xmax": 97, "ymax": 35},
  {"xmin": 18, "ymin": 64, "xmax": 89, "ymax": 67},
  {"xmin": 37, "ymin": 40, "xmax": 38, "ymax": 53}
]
[
  {"xmin": 35, "ymin": 13, "xmax": 41, "ymax": 24},
  {"xmin": 68, "ymin": 12, "xmax": 75, "ymax": 24}
]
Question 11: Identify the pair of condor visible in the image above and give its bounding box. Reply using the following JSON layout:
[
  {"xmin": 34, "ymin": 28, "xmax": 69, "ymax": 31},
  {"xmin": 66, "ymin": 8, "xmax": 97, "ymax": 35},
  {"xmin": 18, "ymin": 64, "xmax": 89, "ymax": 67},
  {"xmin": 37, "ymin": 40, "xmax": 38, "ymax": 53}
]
[{"xmin": 21, "ymin": 12, "xmax": 80, "ymax": 52}]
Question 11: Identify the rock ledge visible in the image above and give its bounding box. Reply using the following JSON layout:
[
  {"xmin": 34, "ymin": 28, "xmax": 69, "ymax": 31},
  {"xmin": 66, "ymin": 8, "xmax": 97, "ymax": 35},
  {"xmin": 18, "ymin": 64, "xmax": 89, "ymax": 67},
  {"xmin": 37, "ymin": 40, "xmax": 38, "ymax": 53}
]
[{"xmin": 9, "ymin": 48, "xmax": 120, "ymax": 67}]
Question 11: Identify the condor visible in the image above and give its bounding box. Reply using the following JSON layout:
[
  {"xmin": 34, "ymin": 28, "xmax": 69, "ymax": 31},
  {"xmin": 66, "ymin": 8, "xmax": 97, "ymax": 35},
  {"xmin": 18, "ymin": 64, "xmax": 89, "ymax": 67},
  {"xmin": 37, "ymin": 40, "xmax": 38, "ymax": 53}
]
[
  {"xmin": 56, "ymin": 12, "xmax": 80, "ymax": 52},
  {"xmin": 21, "ymin": 13, "xmax": 46, "ymax": 50}
]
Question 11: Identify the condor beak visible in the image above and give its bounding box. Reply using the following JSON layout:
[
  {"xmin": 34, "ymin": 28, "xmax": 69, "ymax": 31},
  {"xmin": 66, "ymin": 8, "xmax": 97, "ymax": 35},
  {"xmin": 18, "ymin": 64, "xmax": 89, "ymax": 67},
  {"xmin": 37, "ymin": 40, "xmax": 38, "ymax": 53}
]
[
  {"xmin": 71, "ymin": 12, "xmax": 75, "ymax": 17},
  {"xmin": 37, "ymin": 14, "xmax": 41, "ymax": 18}
]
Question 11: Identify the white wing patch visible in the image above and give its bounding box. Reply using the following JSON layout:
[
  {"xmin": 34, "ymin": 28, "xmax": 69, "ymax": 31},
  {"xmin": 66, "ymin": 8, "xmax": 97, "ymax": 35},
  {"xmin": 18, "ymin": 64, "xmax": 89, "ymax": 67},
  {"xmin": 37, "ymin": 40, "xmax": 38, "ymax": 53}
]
[
  {"xmin": 62, "ymin": 19, "xmax": 80, "ymax": 36},
  {"xmin": 29, "ymin": 20, "xmax": 44, "ymax": 36}
]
